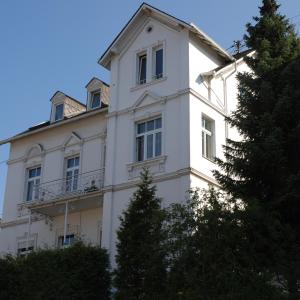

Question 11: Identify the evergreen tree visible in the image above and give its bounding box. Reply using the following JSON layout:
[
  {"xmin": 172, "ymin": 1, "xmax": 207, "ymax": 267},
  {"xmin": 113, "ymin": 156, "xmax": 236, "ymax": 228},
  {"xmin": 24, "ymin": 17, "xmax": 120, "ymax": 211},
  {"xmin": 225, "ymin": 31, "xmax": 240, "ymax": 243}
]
[
  {"xmin": 214, "ymin": 0, "xmax": 300, "ymax": 298},
  {"xmin": 114, "ymin": 168, "xmax": 167, "ymax": 300},
  {"xmin": 165, "ymin": 188, "xmax": 283, "ymax": 300}
]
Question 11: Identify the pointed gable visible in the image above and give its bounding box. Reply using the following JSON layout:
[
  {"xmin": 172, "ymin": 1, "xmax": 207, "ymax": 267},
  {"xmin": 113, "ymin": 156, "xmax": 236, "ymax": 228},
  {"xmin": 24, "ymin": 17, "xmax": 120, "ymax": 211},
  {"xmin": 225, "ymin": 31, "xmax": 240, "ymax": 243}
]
[{"xmin": 98, "ymin": 3, "xmax": 233, "ymax": 70}]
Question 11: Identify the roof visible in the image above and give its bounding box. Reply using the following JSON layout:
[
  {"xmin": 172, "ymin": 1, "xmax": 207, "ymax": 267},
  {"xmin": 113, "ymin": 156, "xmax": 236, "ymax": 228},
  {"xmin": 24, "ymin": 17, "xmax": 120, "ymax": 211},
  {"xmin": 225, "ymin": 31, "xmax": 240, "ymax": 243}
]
[
  {"xmin": 0, "ymin": 106, "xmax": 108, "ymax": 145},
  {"xmin": 98, "ymin": 2, "xmax": 234, "ymax": 69},
  {"xmin": 205, "ymin": 48, "xmax": 254, "ymax": 75},
  {"xmin": 50, "ymin": 91, "xmax": 86, "ymax": 108},
  {"xmin": 85, "ymin": 77, "xmax": 110, "ymax": 88}
]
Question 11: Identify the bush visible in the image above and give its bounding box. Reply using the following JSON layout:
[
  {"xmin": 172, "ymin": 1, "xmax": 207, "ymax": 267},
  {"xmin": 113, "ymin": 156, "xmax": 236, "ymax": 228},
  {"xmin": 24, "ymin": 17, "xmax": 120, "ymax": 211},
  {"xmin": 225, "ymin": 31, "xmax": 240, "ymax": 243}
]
[{"xmin": 0, "ymin": 242, "xmax": 111, "ymax": 300}]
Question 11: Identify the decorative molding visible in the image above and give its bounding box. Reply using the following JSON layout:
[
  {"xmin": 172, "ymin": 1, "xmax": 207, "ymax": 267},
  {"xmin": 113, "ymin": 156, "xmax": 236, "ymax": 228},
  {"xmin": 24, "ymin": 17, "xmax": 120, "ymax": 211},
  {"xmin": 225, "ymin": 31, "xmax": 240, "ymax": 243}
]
[
  {"xmin": 130, "ymin": 76, "xmax": 167, "ymax": 92},
  {"xmin": 127, "ymin": 155, "xmax": 167, "ymax": 179},
  {"xmin": 7, "ymin": 131, "xmax": 106, "ymax": 165}
]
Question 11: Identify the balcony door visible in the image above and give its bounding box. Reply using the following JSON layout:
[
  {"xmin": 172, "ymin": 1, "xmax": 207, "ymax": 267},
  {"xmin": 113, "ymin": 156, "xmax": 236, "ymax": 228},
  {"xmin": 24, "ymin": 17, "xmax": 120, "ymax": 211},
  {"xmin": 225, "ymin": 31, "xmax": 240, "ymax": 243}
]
[{"xmin": 66, "ymin": 156, "xmax": 80, "ymax": 192}]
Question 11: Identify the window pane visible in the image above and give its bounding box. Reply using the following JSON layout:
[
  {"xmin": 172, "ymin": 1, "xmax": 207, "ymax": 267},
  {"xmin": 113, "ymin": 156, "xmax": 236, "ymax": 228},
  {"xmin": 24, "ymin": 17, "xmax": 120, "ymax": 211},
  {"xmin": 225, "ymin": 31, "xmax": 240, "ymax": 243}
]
[
  {"xmin": 55, "ymin": 104, "xmax": 64, "ymax": 121},
  {"xmin": 27, "ymin": 181, "xmax": 33, "ymax": 201},
  {"xmin": 155, "ymin": 118, "xmax": 162, "ymax": 129},
  {"xmin": 36, "ymin": 167, "xmax": 41, "ymax": 177},
  {"xmin": 155, "ymin": 132, "xmax": 162, "ymax": 156},
  {"xmin": 155, "ymin": 48, "xmax": 163, "ymax": 79},
  {"xmin": 137, "ymin": 122, "xmax": 145, "ymax": 134},
  {"xmin": 73, "ymin": 170, "xmax": 79, "ymax": 191},
  {"xmin": 74, "ymin": 157, "xmax": 80, "ymax": 166},
  {"xmin": 136, "ymin": 136, "xmax": 144, "ymax": 161},
  {"xmin": 34, "ymin": 179, "xmax": 40, "ymax": 200},
  {"xmin": 202, "ymin": 131, "xmax": 205, "ymax": 157},
  {"xmin": 206, "ymin": 134, "xmax": 213, "ymax": 159},
  {"xmin": 139, "ymin": 55, "xmax": 147, "ymax": 84},
  {"xmin": 147, "ymin": 120, "xmax": 155, "ymax": 131},
  {"xmin": 147, "ymin": 134, "xmax": 153, "ymax": 159},
  {"xmin": 29, "ymin": 169, "xmax": 36, "ymax": 178},
  {"xmin": 67, "ymin": 158, "xmax": 74, "ymax": 169},
  {"xmin": 202, "ymin": 117, "xmax": 212, "ymax": 132},
  {"xmin": 91, "ymin": 92, "xmax": 101, "ymax": 108}
]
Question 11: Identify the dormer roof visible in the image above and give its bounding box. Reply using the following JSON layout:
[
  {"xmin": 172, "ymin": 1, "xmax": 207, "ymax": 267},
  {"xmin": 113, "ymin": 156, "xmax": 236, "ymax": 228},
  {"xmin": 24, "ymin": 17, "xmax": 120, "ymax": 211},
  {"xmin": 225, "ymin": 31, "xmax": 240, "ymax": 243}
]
[
  {"xmin": 50, "ymin": 91, "xmax": 86, "ymax": 123},
  {"xmin": 98, "ymin": 2, "xmax": 234, "ymax": 70},
  {"xmin": 50, "ymin": 91, "xmax": 86, "ymax": 108},
  {"xmin": 85, "ymin": 77, "xmax": 109, "ymax": 89}
]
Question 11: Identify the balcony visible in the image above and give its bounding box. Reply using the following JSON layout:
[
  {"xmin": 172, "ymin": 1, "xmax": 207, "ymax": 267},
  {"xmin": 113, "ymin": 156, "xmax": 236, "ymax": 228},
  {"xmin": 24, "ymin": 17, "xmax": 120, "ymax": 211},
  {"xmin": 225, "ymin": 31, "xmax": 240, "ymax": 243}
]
[{"xmin": 23, "ymin": 169, "xmax": 105, "ymax": 216}]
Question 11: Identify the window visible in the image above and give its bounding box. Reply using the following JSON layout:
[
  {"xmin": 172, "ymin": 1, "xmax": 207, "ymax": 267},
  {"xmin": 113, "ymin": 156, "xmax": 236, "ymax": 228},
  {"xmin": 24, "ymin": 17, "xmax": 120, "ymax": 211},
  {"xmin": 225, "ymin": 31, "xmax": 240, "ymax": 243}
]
[
  {"xmin": 153, "ymin": 47, "xmax": 163, "ymax": 79},
  {"xmin": 91, "ymin": 91, "xmax": 101, "ymax": 109},
  {"xmin": 202, "ymin": 116, "xmax": 214, "ymax": 160},
  {"xmin": 138, "ymin": 53, "xmax": 147, "ymax": 84},
  {"xmin": 26, "ymin": 166, "xmax": 41, "ymax": 201},
  {"xmin": 66, "ymin": 156, "xmax": 80, "ymax": 192},
  {"xmin": 17, "ymin": 240, "xmax": 34, "ymax": 256},
  {"xmin": 136, "ymin": 117, "xmax": 162, "ymax": 162},
  {"xmin": 58, "ymin": 234, "xmax": 75, "ymax": 248},
  {"xmin": 55, "ymin": 103, "xmax": 64, "ymax": 121}
]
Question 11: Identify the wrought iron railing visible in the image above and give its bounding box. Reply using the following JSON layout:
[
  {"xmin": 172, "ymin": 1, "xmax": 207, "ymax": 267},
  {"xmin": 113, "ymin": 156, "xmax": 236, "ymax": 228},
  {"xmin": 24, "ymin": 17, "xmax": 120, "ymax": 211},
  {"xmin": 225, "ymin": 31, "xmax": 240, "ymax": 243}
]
[{"xmin": 28, "ymin": 169, "xmax": 104, "ymax": 203}]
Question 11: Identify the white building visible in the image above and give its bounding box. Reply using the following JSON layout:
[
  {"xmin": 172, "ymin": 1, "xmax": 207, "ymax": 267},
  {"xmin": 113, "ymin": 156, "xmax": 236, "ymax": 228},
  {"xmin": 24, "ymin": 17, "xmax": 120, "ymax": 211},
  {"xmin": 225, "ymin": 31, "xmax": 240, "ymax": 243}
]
[{"xmin": 0, "ymin": 3, "xmax": 250, "ymax": 261}]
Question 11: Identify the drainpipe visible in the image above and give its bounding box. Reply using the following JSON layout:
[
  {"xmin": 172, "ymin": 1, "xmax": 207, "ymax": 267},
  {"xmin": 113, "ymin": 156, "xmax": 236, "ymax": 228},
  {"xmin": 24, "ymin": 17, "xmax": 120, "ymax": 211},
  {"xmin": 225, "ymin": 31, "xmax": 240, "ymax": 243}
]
[
  {"xmin": 27, "ymin": 209, "xmax": 32, "ymax": 250},
  {"xmin": 63, "ymin": 201, "xmax": 69, "ymax": 245},
  {"xmin": 221, "ymin": 60, "xmax": 237, "ymax": 143}
]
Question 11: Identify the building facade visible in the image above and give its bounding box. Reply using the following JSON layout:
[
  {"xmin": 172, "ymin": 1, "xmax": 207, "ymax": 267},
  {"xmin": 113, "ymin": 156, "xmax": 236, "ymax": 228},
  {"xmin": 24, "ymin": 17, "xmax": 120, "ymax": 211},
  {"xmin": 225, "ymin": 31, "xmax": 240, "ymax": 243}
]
[{"xmin": 0, "ymin": 3, "xmax": 250, "ymax": 262}]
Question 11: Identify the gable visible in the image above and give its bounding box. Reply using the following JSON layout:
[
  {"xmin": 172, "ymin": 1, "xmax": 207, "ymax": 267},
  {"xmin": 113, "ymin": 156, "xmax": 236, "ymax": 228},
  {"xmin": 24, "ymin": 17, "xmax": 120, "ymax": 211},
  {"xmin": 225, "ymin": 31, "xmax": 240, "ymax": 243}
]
[{"xmin": 99, "ymin": 3, "xmax": 233, "ymax": 70}]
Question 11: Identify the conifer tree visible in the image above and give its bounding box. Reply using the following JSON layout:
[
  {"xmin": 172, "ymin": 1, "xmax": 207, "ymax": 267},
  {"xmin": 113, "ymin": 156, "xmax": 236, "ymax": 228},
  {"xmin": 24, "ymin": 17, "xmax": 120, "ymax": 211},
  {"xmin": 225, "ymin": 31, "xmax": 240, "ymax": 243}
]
[
  {"xmin": 114, "ymin": 168, "xmax": 167, "ymax": 300},
  {"xmin": 214, "ymin": 0, "xmax": 300, "ymax": 297}
]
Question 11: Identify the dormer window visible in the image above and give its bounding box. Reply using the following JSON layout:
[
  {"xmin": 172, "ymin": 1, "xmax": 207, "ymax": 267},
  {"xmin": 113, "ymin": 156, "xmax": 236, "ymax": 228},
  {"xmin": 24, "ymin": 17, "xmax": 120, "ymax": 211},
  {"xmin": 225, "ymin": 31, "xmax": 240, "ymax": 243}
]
[
  {"xmin": 90, "ymin": 91, "xmax": 101, "ymax": 109},
  {"xmin": 54, "ymin": 103, "xmax": 64, "ymax": 121}
]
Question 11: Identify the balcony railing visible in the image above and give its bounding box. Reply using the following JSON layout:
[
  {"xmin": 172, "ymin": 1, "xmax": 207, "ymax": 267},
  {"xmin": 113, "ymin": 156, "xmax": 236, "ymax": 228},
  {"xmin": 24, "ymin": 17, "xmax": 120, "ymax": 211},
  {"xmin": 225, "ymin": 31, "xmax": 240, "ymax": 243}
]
[{"xmin": 28, "ymin": 169, "xmax": 104, "ymax": 203}]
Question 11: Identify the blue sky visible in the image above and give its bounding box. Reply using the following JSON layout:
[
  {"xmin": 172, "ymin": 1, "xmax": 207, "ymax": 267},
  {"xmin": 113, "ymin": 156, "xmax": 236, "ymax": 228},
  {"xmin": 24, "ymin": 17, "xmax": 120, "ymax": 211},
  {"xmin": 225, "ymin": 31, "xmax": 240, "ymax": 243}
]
[{"xmin": 0, "ymin": 0, "xmax": 299, "ymax": 214}]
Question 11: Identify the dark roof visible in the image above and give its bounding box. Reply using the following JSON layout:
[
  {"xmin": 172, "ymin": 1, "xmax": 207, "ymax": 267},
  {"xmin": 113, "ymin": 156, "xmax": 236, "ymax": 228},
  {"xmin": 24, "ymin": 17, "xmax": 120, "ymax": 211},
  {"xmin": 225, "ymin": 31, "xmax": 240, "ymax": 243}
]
[
  {"xmin": 85, "ymin": 77, "xmax": 110, "ymax": 88},
  {"xmin": 233, "ymin": 48, "xmax": 253, "ymax": 60},
  {"xmin": 12, "ymin": 106, "xmax": 108, "ymax": 139},
  {"xmin": 212, "ymin": 48, "xmax": 253, "ymax": 73}
]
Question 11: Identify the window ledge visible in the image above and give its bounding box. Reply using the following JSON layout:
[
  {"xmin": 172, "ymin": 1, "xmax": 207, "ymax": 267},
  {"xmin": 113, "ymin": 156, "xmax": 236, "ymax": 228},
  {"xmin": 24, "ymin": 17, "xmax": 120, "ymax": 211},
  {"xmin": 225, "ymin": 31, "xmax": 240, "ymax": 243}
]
[
  {"xmin": 202, "ymin": 155, "xmax": 216, "ymax": 164},
  {"xmin": 126, "ymin": 155, "xmax": 167, "ymax": 179},
  {"xmin": 130, "ymin": 76, "xmax": 167, "ymax": 92}
]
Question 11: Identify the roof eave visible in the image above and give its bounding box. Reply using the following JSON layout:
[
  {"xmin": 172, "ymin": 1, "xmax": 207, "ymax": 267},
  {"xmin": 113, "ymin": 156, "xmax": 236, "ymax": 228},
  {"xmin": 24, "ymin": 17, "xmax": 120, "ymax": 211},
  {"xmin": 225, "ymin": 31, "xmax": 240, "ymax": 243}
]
[
  {"xmin": 190, "ymin": 23, "xmax": 234, "ymax": 62},
  {"xmin": 0, "ymin": 107, "xmax": 109, "ymax": 146}
]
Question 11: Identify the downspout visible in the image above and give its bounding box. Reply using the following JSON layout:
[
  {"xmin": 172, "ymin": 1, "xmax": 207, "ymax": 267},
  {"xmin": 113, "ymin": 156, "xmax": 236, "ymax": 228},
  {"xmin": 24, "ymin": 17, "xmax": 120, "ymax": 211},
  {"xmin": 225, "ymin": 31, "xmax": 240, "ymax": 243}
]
[
  {"xmin": 63, "ymin": 201, "xmax": 69, "ymax": 245},
  {"xmin": 221, "ymin": 60, "xmax": 237, "ymax": 143},
  {"xmin": 27, "ymin": 209, "xmax": 32, "ymax": 251}
]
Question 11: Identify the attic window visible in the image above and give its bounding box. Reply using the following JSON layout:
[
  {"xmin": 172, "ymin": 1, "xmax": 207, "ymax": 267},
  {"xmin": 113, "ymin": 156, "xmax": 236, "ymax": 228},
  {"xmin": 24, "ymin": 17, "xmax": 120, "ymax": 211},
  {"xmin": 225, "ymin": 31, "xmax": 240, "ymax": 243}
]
[
  {"xmin": 146, "ymin": 25, "xmax": 153, "ymax": 33},
  {"xmin": 55, "ymin": 104, "xmax": 64, "ymax": 121},
  {"xmin": 91, "ymin": 91, "xmax": 101, "ymax": 109},
  {"xmin": 137, "ymin": 53, "xmax": 147, "ymax": 85}
]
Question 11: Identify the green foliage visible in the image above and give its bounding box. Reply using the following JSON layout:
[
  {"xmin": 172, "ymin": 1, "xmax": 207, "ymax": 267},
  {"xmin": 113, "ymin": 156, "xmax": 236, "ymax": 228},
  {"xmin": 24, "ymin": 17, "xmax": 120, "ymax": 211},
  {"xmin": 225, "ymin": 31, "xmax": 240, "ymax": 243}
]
[
  {"xmin": 164, "ymin": 187, "xmax": 283, "ymax": 300},
  {"xmin": 0, "ymin": 242, "xmax": 111, "ymax": 300},
  {"xmin": 214, "ymin": 0, "xmax": 300, "ymax": 298},
  {"xmin": 114, "ymin": 168, "xmax": 167, "ymax": 300}
]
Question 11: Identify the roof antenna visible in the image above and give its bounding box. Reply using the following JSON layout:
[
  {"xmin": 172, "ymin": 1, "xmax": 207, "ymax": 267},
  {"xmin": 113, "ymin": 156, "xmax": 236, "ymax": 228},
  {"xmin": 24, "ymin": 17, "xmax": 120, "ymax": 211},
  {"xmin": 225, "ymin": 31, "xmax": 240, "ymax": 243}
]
[{"xmin": 233, "ymin": 40, "xmax": 242, "ymax": 54}]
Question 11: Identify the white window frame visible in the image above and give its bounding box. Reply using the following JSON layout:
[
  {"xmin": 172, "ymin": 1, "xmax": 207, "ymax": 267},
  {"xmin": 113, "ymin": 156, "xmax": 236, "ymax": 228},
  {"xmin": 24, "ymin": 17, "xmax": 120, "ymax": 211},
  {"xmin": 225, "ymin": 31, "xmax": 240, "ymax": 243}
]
[
  {"xmin": 137, "ymin": 52, "xmax": 147, "ymax": 85},
  {"xmin": 65, "ymin": 156, "xmax": 80, "ymax": 192},
  {"xmin": 90, "ymin": 90, "xmax": 101, "ymax": 109},
  {"xmin": 135, "ymin": 117, "xmax": 162, "ymax": 162},
  {"xmin": 26, "ymin": 166, "xmax": 41, "ymax": 202},
  {"xmin": 17, "ymin": 239, "xmax": 35, "ymax": 256},
  {"xmin": 54, "ymin": 103, "xmax": 64, "ymax": 121},
  {"xmin": 152, "ymin": 46, "xmax": 163, "ymax": 80},
  {"xmin": 202, "ymin": 115, "xmax": 215, "ymax": 160},
  {"xmin": 58, "ymin": 234, "xmax": 75, "ymax": 248}
]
